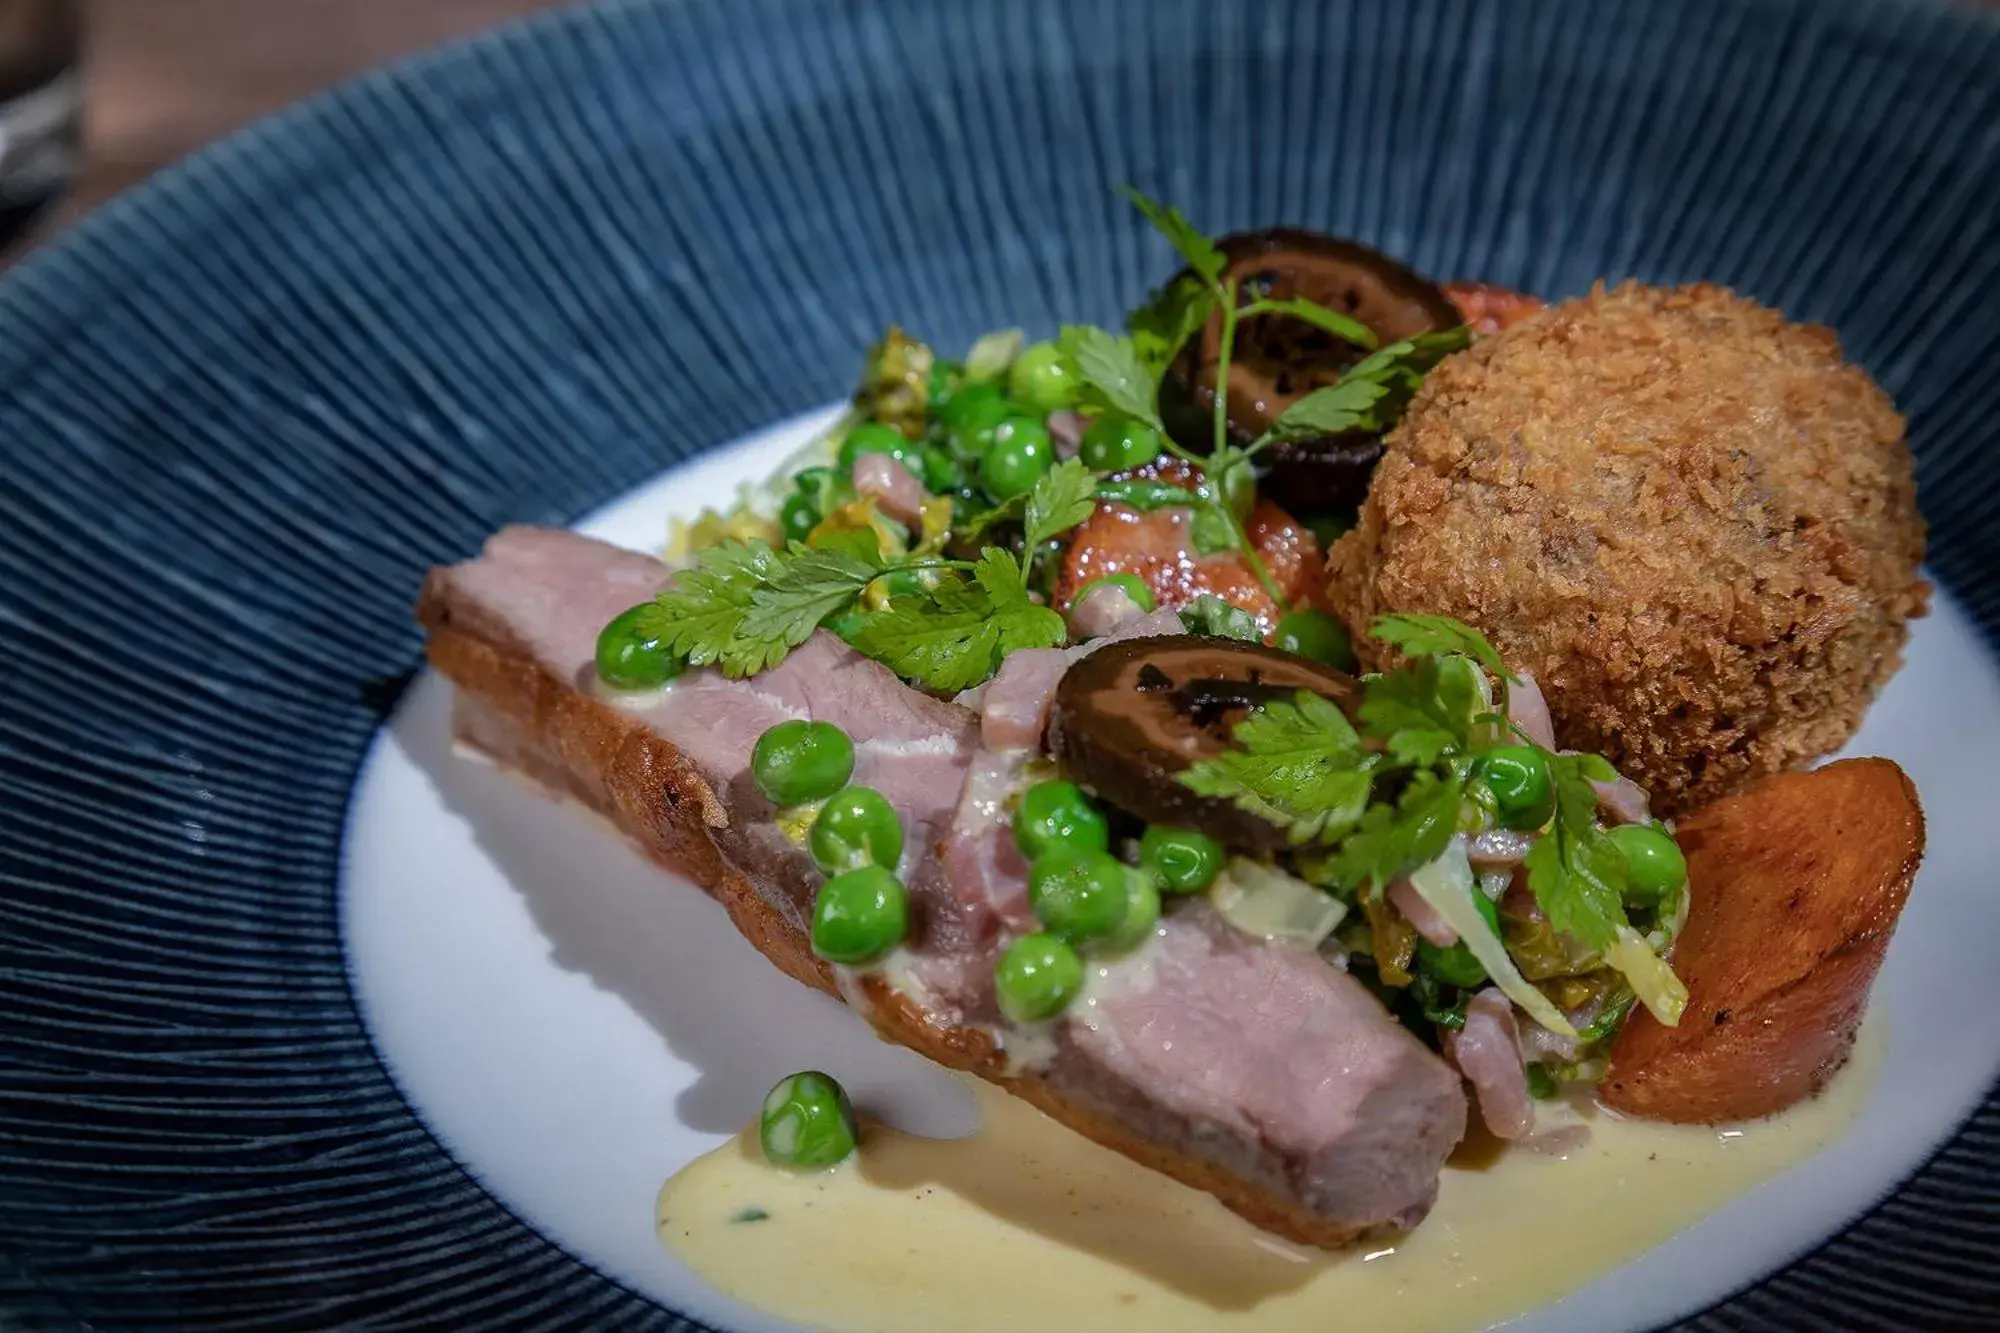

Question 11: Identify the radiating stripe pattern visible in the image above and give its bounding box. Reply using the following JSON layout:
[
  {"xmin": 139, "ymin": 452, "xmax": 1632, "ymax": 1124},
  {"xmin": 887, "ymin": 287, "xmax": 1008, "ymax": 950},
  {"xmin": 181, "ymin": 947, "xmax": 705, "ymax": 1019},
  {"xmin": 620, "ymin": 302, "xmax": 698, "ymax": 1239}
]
[{"xmin": 0, "ymin": 0, "xmax": 1996, "ymax": 1327}]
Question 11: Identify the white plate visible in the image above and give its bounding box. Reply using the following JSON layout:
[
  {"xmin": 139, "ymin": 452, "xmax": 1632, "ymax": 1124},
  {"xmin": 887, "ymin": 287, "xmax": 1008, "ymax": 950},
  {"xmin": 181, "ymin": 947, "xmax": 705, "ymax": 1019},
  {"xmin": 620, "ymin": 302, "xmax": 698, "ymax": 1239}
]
[{"xmin": 343, "ymin": 406, "xmax": 2000, "ymax": 1332}]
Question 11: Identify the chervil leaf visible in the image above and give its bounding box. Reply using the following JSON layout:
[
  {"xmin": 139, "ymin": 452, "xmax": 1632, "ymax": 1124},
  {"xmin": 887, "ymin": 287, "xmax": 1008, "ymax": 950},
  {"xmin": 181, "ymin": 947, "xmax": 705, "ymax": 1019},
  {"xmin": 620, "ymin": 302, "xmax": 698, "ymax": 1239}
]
[
  {"xmin": 844, "ymin": 583, "xmax": 999, "ymax": 694},
  {"xmin": 1523, "ymin": 754, "xmax": 1631, "ymax": 953},
  {"xmin": 638, "ymin": 541, "xmax": 788, "ymax": 675},
  {"xmin": 735, "ymin": 544, "xmax": 883, "ymax": 665},
  {"xmin": 1024, "ymin": 458, "xmax": 1098, "ymax": 551},
  {"xmin": 1180, "ymin": 691, "xmax": 1377, "ymax": 843},
  {"xmin": 1060, "ymin": 324, "xmax": 1163, "ymax": 430},
  {"xmin": 1357, "ymin": 655, "xmax": 1489, "ymax": 763},
  {"xmin": 1322, "ymin": 769, "xmax": 1464, "ymax": 896},
  {"xmin": 1344, "ymin": 327, "xmax": 1472, "ymax": 395},
  {"xmin": 1368, "ymin": 613, "xmax": 1512, "ymax": 681},
  {"xmin": 1119, "ymin": 184, "xmax": 1225, "ymax": 283},
  {"xmin": 1250, "ymin": 295, "xmax": 1378, "ymax": 351},
  {"xmin": 1096, "ymin": 479, "xmax": 1203, "ymax": 512},
  {"xmin": 1179, "ymin": 593, "xmax": 1262, "ymax": 642},
  {"xmin": 844, "ymin": 549, "xmax": 1065, "ymax": 693},
  {"xmin": 1258, "ymin": 377, "xmax": 1392, "ymax": 446},
  {"xmin": 975, "ymin": 548, "xmax": 1069, "ymax": 656},
  {"xmin": 1128, "ymin": 274, "xmax": 1216, "ymax": 377}
]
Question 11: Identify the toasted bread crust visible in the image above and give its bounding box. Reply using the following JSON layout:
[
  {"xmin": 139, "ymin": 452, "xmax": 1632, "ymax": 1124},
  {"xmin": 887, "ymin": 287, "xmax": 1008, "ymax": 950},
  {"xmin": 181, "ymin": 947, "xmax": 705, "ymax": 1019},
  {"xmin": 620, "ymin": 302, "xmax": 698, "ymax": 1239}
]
[
  {"xmin": 418, "ymin": 575, "xmax": 1372, "ymax": 1247},
  {"xmin": 1602, "ymin": 757, "xmax": 1922, "ymax": 1122}
]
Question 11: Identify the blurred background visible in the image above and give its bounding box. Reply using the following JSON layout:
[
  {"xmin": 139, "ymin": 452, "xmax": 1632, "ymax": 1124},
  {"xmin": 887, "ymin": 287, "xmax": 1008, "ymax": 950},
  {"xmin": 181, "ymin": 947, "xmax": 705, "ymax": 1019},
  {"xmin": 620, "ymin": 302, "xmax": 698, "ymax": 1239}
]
[
  {"xmin": 7, "ymin": 0, "xmax": 1999, "ymax": 262},
  {"xmin": 7, "ymin": 0, "xmax": 567, "ymax": 258}
]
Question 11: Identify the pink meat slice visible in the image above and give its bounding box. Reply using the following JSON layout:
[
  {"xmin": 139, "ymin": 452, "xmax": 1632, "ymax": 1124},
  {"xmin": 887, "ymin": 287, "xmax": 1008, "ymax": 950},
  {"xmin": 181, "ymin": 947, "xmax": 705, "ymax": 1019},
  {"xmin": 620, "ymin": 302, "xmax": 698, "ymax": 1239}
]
[{"xmin": 426, "ymin": 525, "xmax": 1468, "ymax": 1237}]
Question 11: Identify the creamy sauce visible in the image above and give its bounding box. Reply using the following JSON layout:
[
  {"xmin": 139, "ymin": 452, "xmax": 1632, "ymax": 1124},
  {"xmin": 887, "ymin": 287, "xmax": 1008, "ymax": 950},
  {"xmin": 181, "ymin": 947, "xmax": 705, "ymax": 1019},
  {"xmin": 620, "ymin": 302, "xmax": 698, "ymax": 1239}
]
[{"xmin": 658, "ymin": 1015, "xmax": 1883, "ymax": 1333}]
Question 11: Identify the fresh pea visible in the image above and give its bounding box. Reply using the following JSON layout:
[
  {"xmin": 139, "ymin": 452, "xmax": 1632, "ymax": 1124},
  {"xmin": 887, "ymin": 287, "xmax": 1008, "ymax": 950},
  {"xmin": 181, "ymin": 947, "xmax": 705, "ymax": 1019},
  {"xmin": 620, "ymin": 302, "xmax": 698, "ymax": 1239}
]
[
  {"xmin": 752, "ymin": 720, "xmax": 855, "ymax": 806},
  {"xmin": 779, "ymin": 492, "xmax": 820, "ymax": 544},
  {"xmin": 838, "ymin": 421, "xmax": 920, "ymax": 474},
  {"xmin": 1475, "ymin": 745, "xmax": 1555, "ymax": 831},
  {"xmin": 1100, "ymin": 867, "xmax": 1162, "ymax": 954},
  {"xmin": 979, "ymin": 416, "xmax": 1054, "ymax": 500},
  {"xmin": 811, "ymin": 864, "xmax": 909, "ymax": 965},
  {"xmin": 1014, "ymin": 780, "xmax": 1110, "ymax": 859},
  {"xmin": 1610, "ymin": 824, "xmax": 1688, "ymax": 908},
  {"xmin": 994, "ymin": 932, "xmax": 1085, "ymax": 1023},
  {"xmin": 595, "ymin": 605, "xmax": 684, "ymax": 691},
  {"xmin": 917, "ymin": 444, "xmax": 962, "ymax": 493},
  {"xmin": 1074, "ymin": 573, "xmax": 1158, "ymax": 615},
  {"xmin": 1138, "ymin": 825, "xmax": 1225, "ymax": 895},
  {"xmin": 927, "ymin": 359, "xmax": 963, "ymax": 412},
  {"xmin": 1008, "ymin": 341, "xmax": 1077, "ymax": 413},
  {"xmin": 1078, "ymin": 416, "xmax": 1163, "ymax": 472},
  {"xmin": 810, "ymin": 786, "xmax": 905, "ymax": 874},
  {"xmin": 939, "ymin": 382, "xmax": 1012, "ymax": 455},
  {"xmin": 759, "ymin": 1070, "xmax": 857, "ymax": 1169},
  {"xmin": 1415, "ymin": 884, "xmax": 1502, "ymax": 989},
  {"xmin": 1028, "ymin": 847, "xmax": 1131, "ymax": 942},
  {"xmin": 1273, "ymin": 609, "xmax": 1356, "ymax": 671}
]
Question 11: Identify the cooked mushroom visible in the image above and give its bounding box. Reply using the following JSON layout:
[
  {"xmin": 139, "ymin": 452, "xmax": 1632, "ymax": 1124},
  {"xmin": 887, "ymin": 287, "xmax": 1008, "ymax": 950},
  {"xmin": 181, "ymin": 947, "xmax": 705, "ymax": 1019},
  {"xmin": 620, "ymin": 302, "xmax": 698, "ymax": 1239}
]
[
  {"xmin": 1157, "ymin": 229, "xmax": 1461, "ymax": 513},
  {"xmin": 1049, "ymin": 635, "xmax": 1359, "ymax": 850}
]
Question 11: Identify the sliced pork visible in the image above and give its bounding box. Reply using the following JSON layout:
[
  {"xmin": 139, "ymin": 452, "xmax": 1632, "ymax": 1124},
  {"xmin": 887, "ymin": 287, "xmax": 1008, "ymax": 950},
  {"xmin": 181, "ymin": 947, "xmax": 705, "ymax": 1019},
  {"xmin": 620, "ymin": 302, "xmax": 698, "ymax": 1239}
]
[{"xmin": 418, "ymin": 525, "xmax": 1468, "ymax": 1245}]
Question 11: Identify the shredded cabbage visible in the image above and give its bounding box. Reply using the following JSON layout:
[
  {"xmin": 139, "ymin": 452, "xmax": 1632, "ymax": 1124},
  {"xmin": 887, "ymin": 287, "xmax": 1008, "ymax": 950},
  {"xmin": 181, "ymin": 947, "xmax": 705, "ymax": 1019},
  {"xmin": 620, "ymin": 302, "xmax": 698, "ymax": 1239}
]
[
  {"xmin": 1209, "ymin": 859, "xmax": 1348, "ymax": 949},
  {"xmin": 1407, "ymin": 840, "xmax": 1578, "ymax": 1037},
  {"xmin": 1605, "ymin": 926, "xmax": 1688, "ymax": 1026}
]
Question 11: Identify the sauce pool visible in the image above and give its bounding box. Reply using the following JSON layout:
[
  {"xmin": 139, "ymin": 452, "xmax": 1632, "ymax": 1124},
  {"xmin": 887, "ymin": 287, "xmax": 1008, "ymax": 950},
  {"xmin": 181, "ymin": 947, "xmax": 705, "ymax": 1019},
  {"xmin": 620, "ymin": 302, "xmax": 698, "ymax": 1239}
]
[{"xmin": 657, "ymin": 1014, "xmax": 1884, "ymax": 1333}]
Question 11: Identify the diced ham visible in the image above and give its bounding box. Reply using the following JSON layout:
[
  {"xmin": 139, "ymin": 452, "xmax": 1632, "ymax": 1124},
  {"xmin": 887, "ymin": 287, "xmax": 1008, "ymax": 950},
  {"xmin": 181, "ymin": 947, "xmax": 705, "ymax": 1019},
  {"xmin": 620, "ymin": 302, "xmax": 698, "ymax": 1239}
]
[
  {"xmin": 1449, "ymin": 989, "xmax": 1535, "ymax": 1140},
  {"xmin": 853, "ymin": 452, "xmax": 928, "ymax": 527},
  {"xmin": 1048, "ymin": 410, "xmax": 1087, "ymax": 459},
  {"xmin": 1389, "ymin": 877, "xmax": 1457, "ymax": 948},
  {"xmin": 1506, "ymin": 672, "xmax": 1557, "ymax": 751},
  {"xmin": 1591, "ymin": 773, "xmax": 1652, "ymax": 825},
  {"xmin": 1068, "ymin": 580, "xmax": 1146, "ymax": 640},
  {"xmin": 1467, "ymin": 828, "xmax": 1535, "ymax": 869}
]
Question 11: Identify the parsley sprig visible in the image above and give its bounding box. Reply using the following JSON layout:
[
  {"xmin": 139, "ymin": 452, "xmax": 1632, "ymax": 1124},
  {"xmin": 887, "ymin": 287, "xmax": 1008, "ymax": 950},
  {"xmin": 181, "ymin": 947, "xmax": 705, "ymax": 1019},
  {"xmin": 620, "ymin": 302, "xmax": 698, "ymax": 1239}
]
[
  {"xmin": 1056, "ymin": 187, "xmax": 1472, "ymax": 605},
  {"xmin": 643, "ymin": 457, "xmax": 1096, "ymax": 691},
  {"xmin": 1176, "ymin": 611, "xmax": 1683, "ymax": 1022}
]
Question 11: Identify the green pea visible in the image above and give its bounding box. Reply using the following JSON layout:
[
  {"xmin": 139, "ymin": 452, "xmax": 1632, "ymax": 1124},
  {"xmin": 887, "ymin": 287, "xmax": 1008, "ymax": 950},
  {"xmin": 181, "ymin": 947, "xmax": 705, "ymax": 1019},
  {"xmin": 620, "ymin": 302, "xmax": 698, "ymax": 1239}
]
[
  {"xmin": 1273, "ymin": 609, "xmax": 1356, "ymax": 671},
  {"xmin": 928, "ymin": 360, "xmax": 963, "ymax": 411},
  {"xmin": 869, "ymin": 568, "xmax": 930, "ymax": 601},
  {"xmin": 1014, "ymin": 780, "xmax": 1110, "ymax": 859},
  {"xmin": 1078, "ymin": 415, "xmax": 1163, "ymax": 472},
  {"xmin": 1008, "ymin": 341, "xmax": 1078, "ymax": 413},
  {"xmin": 810, "ymin": 785, "xmax": 905, "ymax": 874},
  {"xmin": 837, "ymin": 421, "xmax": 919, "ymax": 473},
  {"xmin": 811, "ymin": 864, "xmax": 909, "ymax": 964},
  {"xmin": 779, "ymin": 492, "xmax": 820, "ymax": 543},
  {"xmin": 1474, "ymin": 745, "xmax": 1555, "ymax": 831},
  {"xmin": 594, "ymin": 605, "xmax": 685, "ymax": 691},
  {"xmin": 940, "ymin": 382, "xmax": 1012, "ymax": 455},
  {"xmin": 994, "ymin": 932, "xmax": 1085, "ymax": 1023},
  {"xmin": 752, "ymin": 719, "xmax": 855, "ymax": 806},
  {"xmin": 1028, "ymin": 847, "xmax": 1130, "ymax": 942},
  {"xmin": 917, "ymin": 444, "xmax": 962, "ymax": 493},
  {"xmin": 1524, "ymin": 1063, "xmax": 1561, "ymax": 1101},
  {"xmin": 759, "ymin": 1070, "xmax": 857, "ymax": 1169},
  {"xmin": 1074, "ymin": 573, "xmax": 1158, "ymax": 615},
  {"xmin": 1100, "ymin": 867, "xmax": 1162, "ymax": 954},
  {"xmin": 979, "ymin": 416, "xmax": 1054, "ymax": 500},
  {"xmin": 1138, "ymin": 825, "xmax": 1225, "ymax": 895},
  {"xmin": 1611, "ymin": 824, "xmax": 1688, "ymax": 908},
  {"xmin": 1415, "ymin": 884, "xmax": 1502, "ymax": 989}
]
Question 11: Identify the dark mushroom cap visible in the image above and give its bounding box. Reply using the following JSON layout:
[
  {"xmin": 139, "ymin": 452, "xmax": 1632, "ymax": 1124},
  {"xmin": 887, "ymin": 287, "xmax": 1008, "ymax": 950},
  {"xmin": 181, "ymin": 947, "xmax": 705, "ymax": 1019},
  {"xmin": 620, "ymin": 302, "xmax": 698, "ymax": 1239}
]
[
  {"xmin": 1048, "ymin": 635, "xmax": 1361, "ymax": 852},
  {"xmin": 1157, "ymin": 229, "xmax": 1461, "ymax": 511}
]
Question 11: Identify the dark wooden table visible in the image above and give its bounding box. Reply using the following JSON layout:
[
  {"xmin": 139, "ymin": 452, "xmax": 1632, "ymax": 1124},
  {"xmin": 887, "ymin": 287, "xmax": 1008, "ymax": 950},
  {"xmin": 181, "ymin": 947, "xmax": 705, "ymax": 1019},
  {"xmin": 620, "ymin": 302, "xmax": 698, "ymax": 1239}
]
[{"xmin": 32, "ymin": 0, "xmax": 565, "ymax": 244}]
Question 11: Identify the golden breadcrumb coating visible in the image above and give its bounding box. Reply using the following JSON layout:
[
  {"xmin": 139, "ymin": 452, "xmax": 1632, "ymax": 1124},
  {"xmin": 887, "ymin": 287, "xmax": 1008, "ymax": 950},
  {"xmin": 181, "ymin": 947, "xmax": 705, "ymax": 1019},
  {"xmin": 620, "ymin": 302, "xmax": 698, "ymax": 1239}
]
[{"xmin": 1327, "ymin": 282, "xmax": 1928, "ymax": 814}]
